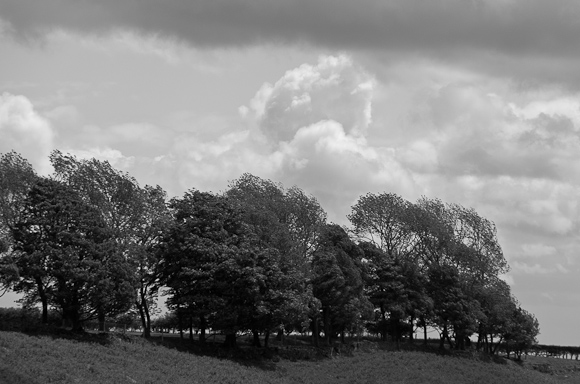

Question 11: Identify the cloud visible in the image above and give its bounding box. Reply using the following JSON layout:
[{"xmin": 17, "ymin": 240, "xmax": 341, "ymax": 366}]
[
  {"xmin": 3, "ymin": 0, "xmax": 580, "ymax": 87},
  {"xmin": 244, "ymin": 55, "xmax": 374, "ymax": 143},
  {"xmin": 0, "ymin": 93, "xmax": 54, "ymax": 174},
  {"xmin": 268, "ymin": 120, "xmax": 416, "ymax": 220},
  {"xmin": 73, "ymin": 122, "xmax": 173, "ymax": 158},
  {"xmin": 512, "ymin": 261, "xmax": 570, "ymax": 275},
  {"xmin": 520, "ymin": 244, "xmax": 557, "ymax": 259},
  {"xmin": 3, "ymin": 53, "xmax": 580, "ymax": 279},
  {"xmin": 1, "ymin": 0, "xmax": 579, "ymax": 56},
  {"xmin": 236, "ymin": 55, "xmax": 417, "ymax": 220},
  {"xmin": 63, "ymin": 147, "xmax": 135, "ymax": 170},
  {"xmin": 101, "ymin": 54, "xmax": 415, "ymax": 219}
]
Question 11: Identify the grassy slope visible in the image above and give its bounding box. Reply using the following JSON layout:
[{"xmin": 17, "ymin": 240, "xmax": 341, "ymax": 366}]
[{"xmin": 0, "ymin": 331, "xmax": 574, "ymax": 384}]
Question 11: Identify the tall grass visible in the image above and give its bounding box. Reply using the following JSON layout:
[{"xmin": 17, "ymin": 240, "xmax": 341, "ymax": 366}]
[{"xmin": 0, "ymin": 331, "xmax": 571, "ymax": 384}]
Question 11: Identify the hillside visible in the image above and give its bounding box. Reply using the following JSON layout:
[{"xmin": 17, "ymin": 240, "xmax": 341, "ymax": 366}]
[{"xmin": 0, "ymin": 331, "xmax": 576, "ymax": 384}]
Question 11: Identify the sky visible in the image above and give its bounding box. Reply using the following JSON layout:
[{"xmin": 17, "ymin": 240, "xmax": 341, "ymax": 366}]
[{"xmin": 1, "ymin": 0, "xmax": 579, "ymax": 346}]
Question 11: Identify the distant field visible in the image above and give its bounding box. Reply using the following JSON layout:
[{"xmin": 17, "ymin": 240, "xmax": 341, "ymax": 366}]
[{"xmin": 0, "ymin": 330, "xmax": 578, "ymax": 384}]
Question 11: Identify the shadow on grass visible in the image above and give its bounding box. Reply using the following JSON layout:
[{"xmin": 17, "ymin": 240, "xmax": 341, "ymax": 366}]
[
  {"xmin": 16, "ymin": 326, "xmax": 328, "ymax": 371},
  {"xmin": 14, "ymin": 326, "xmax": 518, "ymax": 374},
  {"xmin": 145, "ymin": 333, "xmax": 333, "ymax": 371},
  {"xmin": 20, "ymin": 324, "xmax": 129, "ymax": 347}
]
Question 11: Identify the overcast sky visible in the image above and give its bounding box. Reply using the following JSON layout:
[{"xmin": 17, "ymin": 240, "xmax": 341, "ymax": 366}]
[{"xmin": 1, "ymin": 0, "xmax": 580, "ymax": 346}]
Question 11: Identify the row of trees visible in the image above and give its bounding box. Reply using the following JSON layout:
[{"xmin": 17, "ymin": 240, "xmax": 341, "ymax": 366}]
[{"xmin": 0, "ymin": 150, "xmax": 539, "ymax": 355}]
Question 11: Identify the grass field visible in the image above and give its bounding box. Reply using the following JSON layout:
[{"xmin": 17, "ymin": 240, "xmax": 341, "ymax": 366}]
[{"xmin": 1, "ymin": 330, "xmax": 578, "ymax": 384}]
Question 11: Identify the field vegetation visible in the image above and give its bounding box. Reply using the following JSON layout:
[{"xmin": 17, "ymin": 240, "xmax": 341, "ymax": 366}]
[{"xmin": 2, "ymin": 329, "xmax": 579, "ymax": 384}]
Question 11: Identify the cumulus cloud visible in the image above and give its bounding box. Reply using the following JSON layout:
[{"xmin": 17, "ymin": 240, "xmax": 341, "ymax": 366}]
[
  {"xmin": 3, "ymin": 52, "xmax": 580, "ymax": 284},
  {"xmin": 0, "ymin": 93, "xmax": 54, "ymax": 174},
  {"xmin": 115, "ymin": 54, "xmax": 415, "ymax": 220},
  {"xmin": 244, "ymin": 55, "xmax": 374, "ymax": 143},
  {"xmin": 150, "ymin": 53, "xmax": 580, "ymax": 242},
  {"xmin": 235, "ymin": 55, "xmax": 417, "ymax": 220}
]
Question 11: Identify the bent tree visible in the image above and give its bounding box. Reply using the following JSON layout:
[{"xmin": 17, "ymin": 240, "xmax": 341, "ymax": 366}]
[
  {"xmin": 50, "ymin": 151, "xmax": 166, "ymax": 335},
  {"xmin": 11, "ymin": 178, "xmax": 134, "ymax": 330},
  {"xmin": 311, "ymin": 224, "xmax": 372, "ymax": 346},
  {"xmin": 0, "ymin": 151, "xmax": 39, "ymax": 298}
]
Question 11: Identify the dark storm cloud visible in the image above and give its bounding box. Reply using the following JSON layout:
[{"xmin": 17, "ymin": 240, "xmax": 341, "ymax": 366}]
[{"xmin": 2, "ymin": 0, "xmax": 580, "ymax": 60}]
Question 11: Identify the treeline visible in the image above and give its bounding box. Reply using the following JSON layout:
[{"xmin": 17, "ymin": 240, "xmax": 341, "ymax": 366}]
[{"xmin": 0, "ymin": 150, "xmax": 539, "ymax": 355}]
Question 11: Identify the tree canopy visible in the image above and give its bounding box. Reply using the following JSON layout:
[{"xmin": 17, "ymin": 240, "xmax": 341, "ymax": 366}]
[{"xmin": 0, "ymin": 150, "xmax": 539, "ymax": 354}]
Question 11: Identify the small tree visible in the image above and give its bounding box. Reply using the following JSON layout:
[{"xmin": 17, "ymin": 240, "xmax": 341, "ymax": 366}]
[
  {"xmin": 311, "ymin": 224, "xmax": 373, "ymax": 345},
  {"xmin": 474, "ymin": 278, "xmax": 516, "ymax": 354},
  {"xmin": 0, "ymin": 151, "xmax": 39, "ymax": 298},
  {"xmin": 504, "ymin": 307, "xmax": 540, "ymax": 360},
  {"xmin": 427, "ymin": 264, "xmax": 482, "ymax": 350}
]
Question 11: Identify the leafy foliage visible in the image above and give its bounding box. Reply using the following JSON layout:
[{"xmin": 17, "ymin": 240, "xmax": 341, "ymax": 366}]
[
  {"xmin": 0, "ymin": 151, "xmax": 539, "ymax": 356},
  {"xmin": 311, "ymin": 224, "xmax": 373, "ymax": 344},
  {"xmin": 11, "ymin": 178, "xmax": 134, "ymax": 329}
]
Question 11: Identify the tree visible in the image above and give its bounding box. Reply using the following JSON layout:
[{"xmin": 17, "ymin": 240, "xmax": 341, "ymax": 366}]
[
  {"xmin": 504, "ymin": 307, "xmax": 539, "ymax": 360},
  {"xmin": 447, "ymin": 203, "xmax": 509, "ymax": 281},
  {"xmin": 11, "ymin": 178, "xmax": 134, "ymax": 330},
  {"xmin": 361, "ymin": 241, "xmax": 431, "ymax": 346},
  {"xmin": 0, "ymin": 151, "xmax": 39, "ymax": 296},
  {"xmin": 407, "ymin": 196, "xmax": 456, "ymax": 269},
  {"xmin": 427, "ymin": 264, "xmax": 482, "ymax": 350},
  {"xmin": 311, "ymin": 224, "xmax": 372, "ymax": 345},
  {"xmin": 226, "ymin": 173, "xmax": 327, "ymax": 268},
  {"xmin": 158, "ymin": 189, "xmax": 312, "ymax": 347},
  {"xmin": 473, "ymin": 278, "xmax": 516, "ymax": 354},
  {"xmin": 130, "ymin": 185, "xmax": 170, "ymax": 338},
  {"xmin": 348, "ymin": 192, "xmax": 417, "ymax": 261},
  {"xmin": 50, "ymin": 151, "xmax": 143, "ymax": 241},
  {"xmin": 50, "ymin": 151, "xmax": 166, "ymax": 334},
  {"xmin": 226, "ymin": 174, "xmax": 325, "ymax": 343},
  {"xmin": 158, "ymin": 190, "xmax": 241, "ymax": 344}
]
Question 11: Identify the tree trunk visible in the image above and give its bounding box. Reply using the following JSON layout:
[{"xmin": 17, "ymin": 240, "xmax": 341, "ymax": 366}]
[
  {"xmin": 476, "ymin": 323, "xmax": 485, "ymax": 351},
  {"xmin": 252, "ymin": 330, "xmax": 261, "ymax": 347},
  {"xmin": 394, "ymin": 319, "xmax": 400, "ymax": 350},
  {"xmin": 224, "ymin": 333, "xmax": 237, "ymax": 348},
  {"xmin": 137, "ymin": 300, "xmax": 148, "ymax": 337},
  {"xmin": 381, "ymin": 305, "xmax": 387, "ymax": 341},
  {"xmin": 98, "ymin": 310, "xmax": 106, "ymax": 332},
  {"xmin": 311, "ymin": 317, "xmax": 319, "ymax": 347},
  {"xmin": 409, "ymin": 316, "xmax": 414, "ymax": 343},
  {"xmin": 491, "ymin": 336, "xmax": 502, "ymax": 355},
  {"xmin": 264, "ymin": 330, "xmax": 270, "ymax": 348},
  {"xmin": 423, "ymin": 316, "xmax": 428, "ymax": 346},
  {"xmin": 143, "ymin": 294, "xmax": 151, "ymax": 338},
  {"xmin": 323, "ymin": 308, "xmax": 331, "ymax": 345},
  {"xmin": 68, "ymin": 306, "xmax": 83, "ymax": 332},
  {"xmin": 440, "ymin": 323, "xmax": 447, "ymax": 350},
  {"xmin": 189, "ymin": 317, "xmax": 194, "ymax": 343},
  {"xmin": 455, "ymin": 328, "xmax": 464, "ymax": 350},
  {"xmin": 199, "ymin": 315, "xmax": 206, "ymax": 344},
  {"xmin": 446, "ymin": 332, "xmax": 454, "ymax": 349},
  {"xmin": 35, "ymin": 277, "xmax": 48, "ymax": 324},
  {"xmin": 485, "ymin": 334, "xmax": 490, "ymax": 354},
  {"xmin": 178, "ymin": 311, "xmax": 184, "ymax": 341}
]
